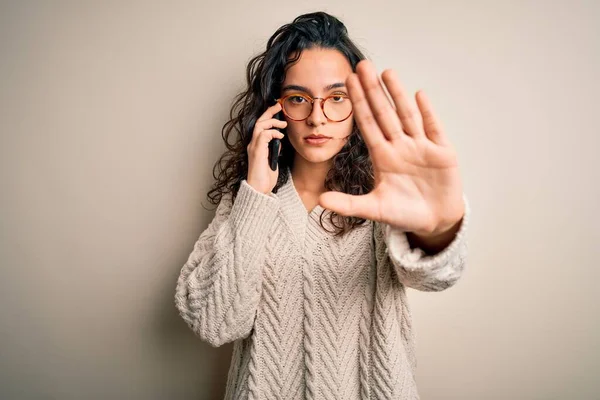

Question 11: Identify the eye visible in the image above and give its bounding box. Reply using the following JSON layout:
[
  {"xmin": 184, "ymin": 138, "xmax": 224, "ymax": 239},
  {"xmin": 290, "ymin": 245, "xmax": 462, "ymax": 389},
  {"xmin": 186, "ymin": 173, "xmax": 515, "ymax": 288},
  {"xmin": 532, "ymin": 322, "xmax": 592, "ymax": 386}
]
[
  {"xmin": 330, "ymin": 95, "xmax": 346, "ymax": 102},
  {"xmin": 289, "ymin": 95, "xmax": 307, "ymax": 104}
]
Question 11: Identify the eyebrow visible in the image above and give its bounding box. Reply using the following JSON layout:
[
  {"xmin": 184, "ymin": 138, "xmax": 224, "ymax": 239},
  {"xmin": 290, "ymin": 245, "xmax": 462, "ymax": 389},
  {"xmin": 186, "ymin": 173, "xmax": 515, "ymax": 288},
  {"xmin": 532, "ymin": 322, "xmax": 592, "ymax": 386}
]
[{"xmin": 281, "ymin": 82, "xmax": 346, "ymax": 96}]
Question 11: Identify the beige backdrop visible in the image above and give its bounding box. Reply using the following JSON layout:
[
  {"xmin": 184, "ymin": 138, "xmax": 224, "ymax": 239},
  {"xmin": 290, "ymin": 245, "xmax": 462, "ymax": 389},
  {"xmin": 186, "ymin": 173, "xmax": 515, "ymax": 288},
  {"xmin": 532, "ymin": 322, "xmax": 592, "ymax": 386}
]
[{"xmin": 1, "ymin": 1, "xmax": 598, "ymax": 399}]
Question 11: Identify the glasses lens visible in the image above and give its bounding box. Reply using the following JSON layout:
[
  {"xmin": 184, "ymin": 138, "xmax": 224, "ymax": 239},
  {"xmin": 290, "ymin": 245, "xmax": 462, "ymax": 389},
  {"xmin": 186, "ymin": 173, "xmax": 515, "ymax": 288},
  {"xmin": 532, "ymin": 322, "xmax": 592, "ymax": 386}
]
[
  {"xmin": 283, "ymin": 95, "xmax": 352, "ymax": 121},
  {"xmin": 283, "ymin": 95, "xmax": 312, "ymax": 120},
  {"xmin": 323, "ymin": 95, "xmax": 352, "ymax": 121}
]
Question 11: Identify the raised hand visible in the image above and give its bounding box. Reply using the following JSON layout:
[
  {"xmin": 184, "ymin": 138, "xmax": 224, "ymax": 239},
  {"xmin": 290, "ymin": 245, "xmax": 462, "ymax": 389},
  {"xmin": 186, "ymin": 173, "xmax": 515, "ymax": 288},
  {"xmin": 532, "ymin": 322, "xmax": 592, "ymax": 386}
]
[{"xmin": 318, "ymin": 60, "xmax": 465, "ymax": 239}]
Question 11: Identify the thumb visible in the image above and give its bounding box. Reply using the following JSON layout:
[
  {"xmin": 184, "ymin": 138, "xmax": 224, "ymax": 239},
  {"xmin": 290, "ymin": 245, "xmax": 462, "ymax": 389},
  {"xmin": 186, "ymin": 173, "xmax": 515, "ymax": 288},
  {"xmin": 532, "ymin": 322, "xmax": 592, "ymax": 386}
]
[{"xmin": 318, "ymin": 192, "xmax": 378, "ymax": 220}]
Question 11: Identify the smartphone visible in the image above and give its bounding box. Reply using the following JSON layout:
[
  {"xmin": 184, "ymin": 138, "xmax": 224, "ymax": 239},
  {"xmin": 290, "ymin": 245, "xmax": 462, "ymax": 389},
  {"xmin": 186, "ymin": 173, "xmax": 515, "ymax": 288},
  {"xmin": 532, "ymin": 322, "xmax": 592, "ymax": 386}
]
[{"xmin": 268, "ymin": 111, "xmax": 283, "ymax": 171}]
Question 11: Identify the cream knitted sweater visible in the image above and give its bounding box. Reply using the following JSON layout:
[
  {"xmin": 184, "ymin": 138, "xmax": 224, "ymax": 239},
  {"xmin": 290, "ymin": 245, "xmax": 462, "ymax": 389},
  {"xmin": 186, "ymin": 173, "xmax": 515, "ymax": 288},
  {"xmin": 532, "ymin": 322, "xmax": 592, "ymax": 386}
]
[{"xmin": 175, "ymin": 167, "xmax": 470, "ymax": 400}]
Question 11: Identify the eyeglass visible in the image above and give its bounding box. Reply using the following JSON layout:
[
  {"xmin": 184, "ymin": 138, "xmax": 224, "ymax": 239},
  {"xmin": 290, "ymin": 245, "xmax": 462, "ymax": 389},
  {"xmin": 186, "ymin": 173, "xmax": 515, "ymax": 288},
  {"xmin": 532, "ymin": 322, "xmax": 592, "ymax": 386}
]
[{"xmin": 275, "ymin": 93, "xmax": 353, "ymax": 122}]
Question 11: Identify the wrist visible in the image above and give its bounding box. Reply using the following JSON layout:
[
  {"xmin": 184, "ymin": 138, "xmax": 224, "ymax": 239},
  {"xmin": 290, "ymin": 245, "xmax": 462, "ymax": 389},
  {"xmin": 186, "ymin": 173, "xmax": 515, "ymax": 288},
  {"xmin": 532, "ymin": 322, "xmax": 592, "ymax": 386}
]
[{"xmin": 407, "ymin": 215, "xmax": 464, "ymax": 255}]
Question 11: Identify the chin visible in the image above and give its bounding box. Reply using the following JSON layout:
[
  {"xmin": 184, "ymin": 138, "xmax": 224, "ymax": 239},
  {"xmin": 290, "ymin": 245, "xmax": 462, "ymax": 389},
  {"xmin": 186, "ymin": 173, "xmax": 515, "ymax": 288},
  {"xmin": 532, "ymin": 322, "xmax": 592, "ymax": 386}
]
[{"xmin": 298, "ymin": 151, "xmax": 336, "ymax": 164}]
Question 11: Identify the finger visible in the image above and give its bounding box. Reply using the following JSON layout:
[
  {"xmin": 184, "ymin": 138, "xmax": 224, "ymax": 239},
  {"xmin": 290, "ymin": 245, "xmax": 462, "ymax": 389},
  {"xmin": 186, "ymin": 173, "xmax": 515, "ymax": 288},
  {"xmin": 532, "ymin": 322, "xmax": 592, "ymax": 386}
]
[
  {"xmin": 380, "ymin": 69, "xmax": 424, "ymax": 139},
  {"xmin": 256, "ymin": 117, "xmax": 287, "ymax": 131},
  {"xmin": 254, "ymin": 129, "xmax": 284, "ymax": 149},
  {"xmin": 318, "ymin": 191, "xmax": 380, "ymax": 221},
  {"xmin": 257, "ymin": 102, "xmax": 282, "ymax": 123},
  {"xmin": 356, "ymin": 60, "xmax": 405, "ymax": 142},
  {"xmin": 416, "ymin": 90, "xmax": 449, "ymax": 146},
  {"xmin": 346, "ymin": 72, "xmax": 387, "ymax": 150}
]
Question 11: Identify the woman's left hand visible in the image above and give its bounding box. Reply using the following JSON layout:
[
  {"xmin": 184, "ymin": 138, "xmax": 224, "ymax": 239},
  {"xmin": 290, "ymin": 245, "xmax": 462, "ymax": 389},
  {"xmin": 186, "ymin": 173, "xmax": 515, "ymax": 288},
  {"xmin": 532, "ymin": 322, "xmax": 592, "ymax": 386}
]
[{"xmin": 319, "ymin": 60, "xmax": 465, "ymax": 238}]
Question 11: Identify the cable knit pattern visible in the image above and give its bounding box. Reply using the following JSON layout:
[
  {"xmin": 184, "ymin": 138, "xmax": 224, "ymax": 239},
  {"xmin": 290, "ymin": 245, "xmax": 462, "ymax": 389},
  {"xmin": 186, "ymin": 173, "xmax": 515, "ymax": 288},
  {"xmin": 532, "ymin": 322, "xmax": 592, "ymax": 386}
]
[{"xmin": 175, "ymin": 167, "xmax": 470, "ymax": 399}]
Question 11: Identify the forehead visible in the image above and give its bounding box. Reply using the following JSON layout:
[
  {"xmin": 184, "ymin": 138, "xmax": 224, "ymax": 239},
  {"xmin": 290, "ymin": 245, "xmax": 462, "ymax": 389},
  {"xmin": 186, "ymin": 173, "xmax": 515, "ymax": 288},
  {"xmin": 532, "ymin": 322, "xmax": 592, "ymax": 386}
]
[{"xmin": 283, "ymin": 48, "xmax": 353, "ymax": 87}]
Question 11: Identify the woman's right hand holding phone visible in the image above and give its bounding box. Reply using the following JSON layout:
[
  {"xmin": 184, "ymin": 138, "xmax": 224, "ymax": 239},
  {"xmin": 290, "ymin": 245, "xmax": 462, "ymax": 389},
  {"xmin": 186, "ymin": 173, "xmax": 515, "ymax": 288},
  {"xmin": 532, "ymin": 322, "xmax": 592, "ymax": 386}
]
[{"xmin": 246, "ymin": 102, "xmax": 287, "ymax": 194}]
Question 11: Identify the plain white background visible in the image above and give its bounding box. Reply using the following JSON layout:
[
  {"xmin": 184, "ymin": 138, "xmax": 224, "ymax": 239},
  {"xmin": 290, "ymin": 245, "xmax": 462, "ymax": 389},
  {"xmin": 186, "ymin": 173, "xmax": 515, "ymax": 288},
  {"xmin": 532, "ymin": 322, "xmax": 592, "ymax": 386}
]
[{"xmin": 1, "ymin": 1, "xmax": 598, "ymax": 399}]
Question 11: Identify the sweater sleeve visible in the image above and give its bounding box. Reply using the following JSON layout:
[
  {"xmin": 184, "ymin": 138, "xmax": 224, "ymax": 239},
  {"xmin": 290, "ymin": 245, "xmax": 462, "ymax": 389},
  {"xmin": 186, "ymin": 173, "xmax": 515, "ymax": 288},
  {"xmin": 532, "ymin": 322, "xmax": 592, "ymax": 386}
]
[
  {"xmin": 174, "ymin": 179, "xmax": 280, "ymax": 347},
  {"xmin": 376, "ymin": 193, "xmax": 470, "ymax": 292}
]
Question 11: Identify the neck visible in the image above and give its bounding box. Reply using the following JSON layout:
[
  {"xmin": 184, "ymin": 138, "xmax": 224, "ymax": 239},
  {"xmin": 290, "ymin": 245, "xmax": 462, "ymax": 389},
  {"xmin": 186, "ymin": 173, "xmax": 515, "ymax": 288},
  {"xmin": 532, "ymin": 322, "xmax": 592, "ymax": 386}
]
[{"xmin": 290, "ymin": 156, "xmax": 331, "ymax": 195}]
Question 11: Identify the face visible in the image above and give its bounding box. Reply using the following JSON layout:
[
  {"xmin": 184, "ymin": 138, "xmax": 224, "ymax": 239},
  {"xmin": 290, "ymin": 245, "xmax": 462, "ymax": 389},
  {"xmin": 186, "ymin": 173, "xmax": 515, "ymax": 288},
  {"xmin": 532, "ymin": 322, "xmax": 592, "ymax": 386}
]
[{"xmin": 280, "ymin": 47, "xmax": 354, "ymax": 167}]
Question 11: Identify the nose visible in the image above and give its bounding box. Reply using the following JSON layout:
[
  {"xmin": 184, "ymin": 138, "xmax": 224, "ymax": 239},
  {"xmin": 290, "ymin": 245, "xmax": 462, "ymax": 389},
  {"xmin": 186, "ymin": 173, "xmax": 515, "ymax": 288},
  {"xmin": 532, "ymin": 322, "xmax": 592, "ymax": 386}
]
[{"xmin": 306, "ymin": 98, "xmax": 327, "ymax": 126}]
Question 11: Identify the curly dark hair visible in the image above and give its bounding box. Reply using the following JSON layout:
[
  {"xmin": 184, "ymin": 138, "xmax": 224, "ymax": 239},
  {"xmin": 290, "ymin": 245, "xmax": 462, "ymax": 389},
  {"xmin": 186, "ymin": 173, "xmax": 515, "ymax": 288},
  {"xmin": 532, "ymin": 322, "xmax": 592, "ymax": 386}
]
[{"xmin": 204, "ymin": 11, "xmax": 375, "ymax": 237}]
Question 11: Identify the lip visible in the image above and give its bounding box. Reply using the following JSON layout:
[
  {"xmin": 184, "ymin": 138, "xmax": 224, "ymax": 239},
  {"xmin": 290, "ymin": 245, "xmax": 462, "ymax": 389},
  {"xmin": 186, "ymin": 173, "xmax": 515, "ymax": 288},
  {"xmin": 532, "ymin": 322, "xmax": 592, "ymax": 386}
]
[
  {"xmin": 304, "ymin": 136, "xmax": 331, "ymax": 145},
  {"xmin": 305, "ymin": 134, "xmax": 331, "ymax": 139}
]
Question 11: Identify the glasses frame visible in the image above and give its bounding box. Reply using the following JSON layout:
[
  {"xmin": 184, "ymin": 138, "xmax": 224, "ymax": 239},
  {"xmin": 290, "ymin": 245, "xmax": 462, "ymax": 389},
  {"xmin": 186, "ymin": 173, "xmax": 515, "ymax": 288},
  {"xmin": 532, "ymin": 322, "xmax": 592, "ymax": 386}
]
[{"xmin": 275, "ymin": 93, "xmax": 354, "ymax": 122}]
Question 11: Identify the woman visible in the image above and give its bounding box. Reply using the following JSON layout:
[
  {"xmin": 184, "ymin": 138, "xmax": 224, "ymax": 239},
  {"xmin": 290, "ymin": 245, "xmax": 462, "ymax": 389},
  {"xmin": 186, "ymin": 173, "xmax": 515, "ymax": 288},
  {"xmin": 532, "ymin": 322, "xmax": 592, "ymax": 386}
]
[{"xmin": 175, "ymin": 11, "xmax": 470, "ymax": 400}]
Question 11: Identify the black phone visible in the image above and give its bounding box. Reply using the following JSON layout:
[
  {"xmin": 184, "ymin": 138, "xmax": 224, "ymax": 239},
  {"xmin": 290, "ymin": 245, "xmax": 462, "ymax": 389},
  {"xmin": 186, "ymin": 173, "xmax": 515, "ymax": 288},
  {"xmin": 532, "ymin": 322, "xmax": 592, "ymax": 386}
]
[{"xmin": 268, "ymin": 111, "xmax": 283, "ymax": 171}]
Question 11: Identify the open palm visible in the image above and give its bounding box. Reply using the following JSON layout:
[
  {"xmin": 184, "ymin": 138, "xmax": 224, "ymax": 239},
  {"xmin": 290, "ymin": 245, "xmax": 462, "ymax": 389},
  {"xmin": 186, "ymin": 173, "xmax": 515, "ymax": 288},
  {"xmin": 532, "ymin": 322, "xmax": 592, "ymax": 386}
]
[{"xmin": 318, "ymin": 60, "xmax": 465, "ymax": 237}]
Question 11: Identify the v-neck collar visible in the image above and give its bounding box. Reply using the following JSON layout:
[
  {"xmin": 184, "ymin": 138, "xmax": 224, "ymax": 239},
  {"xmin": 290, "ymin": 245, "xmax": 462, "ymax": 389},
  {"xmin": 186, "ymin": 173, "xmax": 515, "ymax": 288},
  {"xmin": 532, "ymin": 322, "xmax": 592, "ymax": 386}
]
[
  {"xmin": 271, "ymin": 167, "xmax": 327, "ymax": 239},
  {"xmin": 276, "ymin": 167, "xmax": 324, "ymax": 216},
  {"xmin": 274, "ymin": 167, "xmax": 351, "ymax": 241}
]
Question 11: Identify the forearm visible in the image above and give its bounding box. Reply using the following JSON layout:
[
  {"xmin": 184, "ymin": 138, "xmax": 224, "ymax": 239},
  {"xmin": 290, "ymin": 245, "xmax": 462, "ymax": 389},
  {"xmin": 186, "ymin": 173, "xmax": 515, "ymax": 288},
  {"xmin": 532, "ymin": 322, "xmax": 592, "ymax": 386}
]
[{"xmin": 175, "ymin": 180, "xmax": 279, "ymax": 347}]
